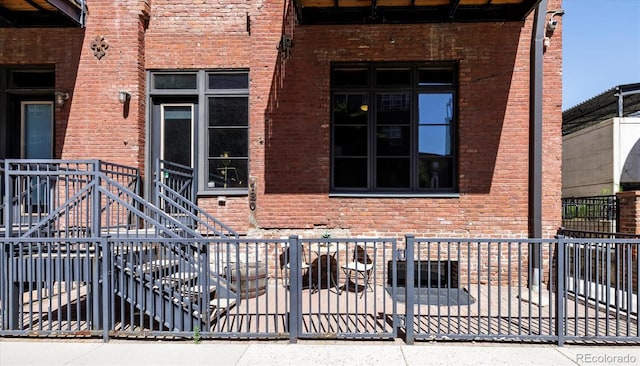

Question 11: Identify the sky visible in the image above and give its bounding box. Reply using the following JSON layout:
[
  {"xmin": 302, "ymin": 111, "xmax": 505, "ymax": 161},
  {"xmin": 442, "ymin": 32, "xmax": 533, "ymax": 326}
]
[{"xmin": 562, "ymin": 0, "xmax": 640, "ymax": 110}]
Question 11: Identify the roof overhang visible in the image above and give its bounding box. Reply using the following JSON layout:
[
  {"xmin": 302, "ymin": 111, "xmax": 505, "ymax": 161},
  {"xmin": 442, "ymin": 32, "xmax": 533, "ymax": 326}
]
[
  {"xmin": 563, "ymin": 83, "xmax": 640, "ymax": 136},
  {"xmin": 0, "ymin": 0, "xmax": 85, "ymax": 27},
  {"xmin": 295, "ymin": 0, "xmax": 542, "ymax": 24}
]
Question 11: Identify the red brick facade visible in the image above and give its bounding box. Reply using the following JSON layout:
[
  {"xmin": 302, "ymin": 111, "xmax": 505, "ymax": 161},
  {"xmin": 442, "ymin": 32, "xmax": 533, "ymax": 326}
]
[{"xmin": 0, "ymin": 0, "xmax": 563, "ymax": 239}]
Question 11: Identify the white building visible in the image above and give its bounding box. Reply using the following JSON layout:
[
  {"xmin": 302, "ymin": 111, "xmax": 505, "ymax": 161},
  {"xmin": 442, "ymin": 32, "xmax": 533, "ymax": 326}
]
[{"xmin": 563, "ymin": 83, "xmax": 640, "ymax": 197}]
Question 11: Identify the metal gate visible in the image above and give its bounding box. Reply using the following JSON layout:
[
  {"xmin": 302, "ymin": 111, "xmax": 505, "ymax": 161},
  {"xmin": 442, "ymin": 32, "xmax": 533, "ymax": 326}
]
[{"xmin": 289, "ymin": 237, "xmax": 399, "ymax": 340}]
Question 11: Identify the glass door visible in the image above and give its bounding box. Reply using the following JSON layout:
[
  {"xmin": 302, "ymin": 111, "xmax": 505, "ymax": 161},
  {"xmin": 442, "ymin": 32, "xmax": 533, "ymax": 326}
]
[
  {"xmin": 21, "ymin": 102, "xmax": 53, "ymax": 159},
  {"xmin": 21, "ymin": 101, "xmax": 54, "ymax": 213},
  {"xmin": 160, "ymin": 104, "xmax": 194, "ymax": 167}
]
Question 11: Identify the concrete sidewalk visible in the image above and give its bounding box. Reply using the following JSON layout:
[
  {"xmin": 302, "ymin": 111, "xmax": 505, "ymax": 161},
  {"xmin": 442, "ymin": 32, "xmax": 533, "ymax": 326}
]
[{"xmin": 1, "ymin": 339, "xmax": 639, "ymax": 366}]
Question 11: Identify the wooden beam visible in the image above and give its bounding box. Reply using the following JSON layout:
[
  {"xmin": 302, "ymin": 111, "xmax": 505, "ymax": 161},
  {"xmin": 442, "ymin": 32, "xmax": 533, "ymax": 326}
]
[{"xmin": 24, "ymin": 0, "xmax": 48, "ymax": 12}]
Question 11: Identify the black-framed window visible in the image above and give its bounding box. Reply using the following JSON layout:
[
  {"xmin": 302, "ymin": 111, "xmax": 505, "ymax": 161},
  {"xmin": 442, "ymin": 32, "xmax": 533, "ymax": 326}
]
[
  {"xmin": 205, "ymin": 71, "xmax": 249, "ymax": 191},
  {"xmin": 331, "ymin": 63, "xmax": 457, "ymax": 193},
  {"xmin": 148, "ymin": 70, "xmax": 249, "ymax": 194}
]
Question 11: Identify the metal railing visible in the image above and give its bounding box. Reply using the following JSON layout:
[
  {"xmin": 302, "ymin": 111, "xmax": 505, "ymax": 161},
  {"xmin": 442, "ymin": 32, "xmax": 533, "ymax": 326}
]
[
  {"xmin": 1, "ymin": 235, "xmax": 637, "ymax": 344},
  {"xmin": 561, "ymin": 237, "xmax": 639, "ymax": 344},
  {"xmin": 404, "ymin": 236, "xmax": 559, "ymax": 343},
  {"xmin": 562, "ymin": 195, "xmax": 619, "ymax": 233},
  {"xmin": 1, "ymin": 160, "xmax": 142, "ymax": 238},
  {"xmin": 0, "ymin": 159, "xmax": 4, "ymax": 226},
  {"xmin": 154, "ymin": 159, "xmax": 238, "ymax": 238}
]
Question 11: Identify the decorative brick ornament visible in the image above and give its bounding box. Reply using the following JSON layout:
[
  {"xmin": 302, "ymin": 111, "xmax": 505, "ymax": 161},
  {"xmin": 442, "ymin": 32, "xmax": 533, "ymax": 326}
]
[{"xmin": 90, "ymin": 36, "xmax": 109, "ymax": 60}]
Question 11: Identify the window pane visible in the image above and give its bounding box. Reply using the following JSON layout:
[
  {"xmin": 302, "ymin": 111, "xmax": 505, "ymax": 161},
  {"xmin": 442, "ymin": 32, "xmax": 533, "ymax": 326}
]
[
  {"xmin": 209, "ymin": 73, "xmax": 249, "ymax": 89},
  {"xmin": 207, "ymin": 158, "xmax": 248, "ymax": 188},
  {"xmin": 376, "ymin": 68, "xmax": 410, "ymax": 86},
  {"xmin": 209, "ymin": 97, "xmax": 248, "ymax": 126},
  {"xmin": 334, "ymin": 158, "xmax": 367, "ymax": 188},
  {"xmin": 376, "ymin": 158, "xmax": 410, "ymax": 188},
  {"xmin": 208, "ymin": 129, "xmax": 248, "ymax": 158},
  {"xmin": 418, "ymin": 68, "xmax": 454, "ymax": 86},
  {"xmin": 376, "ymin": 126, "xmax": 409, "ymax": 156},
  {"xmin": 418, "ymin": 157, "xmax": 453, "ymax": 189},
  {"xmin": 163, "ymin": 105, "xmax": 193, "ymax": 166},
  {"xmin": 419, "ymin": 93, "xmax": 453, "ymax": 124},
  {"xmin": 335, "ymin": 126, "xmax": 367, "ymax": 156},
  {"xmin": 332, "ymin": 68, "xmax": 368, "ymax": 87},
  {"xmin": 153, "ymin": 74, "xmax": 197, "ymax": 89},
  {"xmin": 23, "ymin": 103, "xmax": 53, "ymax": 159},
  {"xmin": 419, "ymin": 125, "xmax": 451, "ymax": 156},
  {"xmin": 334, "ymin": 94, "xmax": 368, "ymax": 125},
  {"xmin": 376, "ymin": 93, "xmax": 410, "ymax": 125},
  {"xmin": 11, "ymin": 71, "xmax": 55, "ymax": 88}
]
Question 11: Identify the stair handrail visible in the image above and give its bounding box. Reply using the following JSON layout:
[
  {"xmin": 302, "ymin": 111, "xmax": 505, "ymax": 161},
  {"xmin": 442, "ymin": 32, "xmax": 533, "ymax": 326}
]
[{"xmin": 155, "ymin": 159, "xmax": 239, "ymax": 238}]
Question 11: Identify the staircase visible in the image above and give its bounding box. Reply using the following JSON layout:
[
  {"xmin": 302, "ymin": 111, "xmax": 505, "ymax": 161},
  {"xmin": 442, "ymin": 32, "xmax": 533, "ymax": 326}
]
[{"xmin": 0, "ymin": 159, "xmax": 239, "ymax": 333}]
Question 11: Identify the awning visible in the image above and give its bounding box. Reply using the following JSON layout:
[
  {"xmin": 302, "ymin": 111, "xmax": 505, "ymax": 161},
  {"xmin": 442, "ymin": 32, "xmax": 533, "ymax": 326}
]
[
  {"xmin": 0, "ymin": 0, "xmax": 85, "ymax": 27},
  {"xmin": 295, "ymin": 0, "xmax": 542, "ymax": 24},
  {"xmin": 563, "ymin": 83, "xmax": 640, "ymax": 136}
]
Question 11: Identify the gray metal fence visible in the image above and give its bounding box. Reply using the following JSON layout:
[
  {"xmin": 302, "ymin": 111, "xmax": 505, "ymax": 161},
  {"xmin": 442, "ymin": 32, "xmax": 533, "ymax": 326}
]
[
  {"xmin": 0, "ymin": 160, "xmax": 638, "ymax": 344},
  {"xmin": 561, "ymin": 237, "xmax": 639, "ymax": 344},
  {"xmin": 403, "ymin": 237, "xmax": 559, "ymax": 343},
  {"xmin": 562, "ymin": 195, "xmax": 619, "ymax": 233},
  {"xmin": 1, "ymin": 235, "xmax": 638, "ymax": 344}
]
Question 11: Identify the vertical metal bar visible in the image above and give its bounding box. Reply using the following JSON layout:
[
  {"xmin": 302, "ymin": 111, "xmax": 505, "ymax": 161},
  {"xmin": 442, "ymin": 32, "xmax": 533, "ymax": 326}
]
[
  {"xmin": 391, "ymin": 240, "xmax": 398, "ymax": 336},
  {"xmin": 636, "ymin": 241, "xmax": 639, "ymax": 337},
  {"xmin": 556, "ymin": 237, "xmax": 565, "ymax": 346},
  {"xmin": 615, "ymin": 241, "xmax": 621, "ymax": 337},
  {"xmin": 288, "ymin": 235, "xmax": 300, "ymax": 343},
  {"xmin": 507, "ymin": 241, "xmax": 512, "ymax": 335},
  {"xmin": 436, "ymin": 240, "xmax": 441, "ymax": 334},
  {"xmin": 625, "ymin": 242, "xmax": 632, "ymax": 337},
  {"xmin": 404, "ymin": 234, "xmax": 415, "ymax": 345},
  {"xmin": 3, "ymin": 161, "xmax": 9, "ymax": 237},
  {"xmin": 477, "ymin": 241, "xmax": 482, "ymax": 336},
  {"xmin": 487, "ymin": 241, "xmax": 491, "ymax": 335},
  {"xmin": 517, "ymin": 242, "xmax": 522, "ymax": 336},
  {"xmin": 497, "ymin": 241, "xmax": 502, "ymax": 335},
  {"xmin": 9, "ymin": 241, "xmax": 19, "ymax": 330},
  {"xmin": 467, "ymin": 240, "xmax": 471, "ymax": 337},
  {"xmin": 605, "ymin": 242, "xmax": 611, "ymax": 336},
  {"xmin": 446, "ymin": 240, "xmax": 451, "ymax": 334},
  {"xmin": 102, "ymin": 238, "xmax": 110, "ymax": 342},
  {"xmin": 0, "ymin": 238, "xmax": 5, "ymax": 330},
  {"xmin": 595, "ymin": 239, "xmax": 600, "ymax": 336},
  {"xmin": 37, "ymin": 240, "xmax": 43, "ymax": 332}
]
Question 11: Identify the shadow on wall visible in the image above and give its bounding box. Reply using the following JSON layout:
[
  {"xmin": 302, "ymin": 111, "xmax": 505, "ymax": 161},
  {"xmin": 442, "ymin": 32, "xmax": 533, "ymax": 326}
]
[{"xmin": 263, "ymin": 12, "xmax": 522, "ymax": 195}]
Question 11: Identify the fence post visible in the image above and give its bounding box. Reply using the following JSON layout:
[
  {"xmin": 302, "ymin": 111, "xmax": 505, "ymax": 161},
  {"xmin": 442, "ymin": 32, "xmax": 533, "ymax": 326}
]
[
  {"xmin": 91, "ymin": 240, "xmax": 100, "ymax": 332},
  {"xmin": 92, "ymin": 161, "xmax": 101, "ymax": 237},
  {"xmin": 288, "ymin": 235, "xmax": 300, "ymax": 343},
  {"xmin": 101, "ymin": 237, "xmax": 110, "ymax": 342},
  {"xmin": 555, "ymin": 236, "xmax": 565, "ymax": 346},
  {"xmin": 404, "ymin": 234, "xmax": 415, "ymax": 345}
]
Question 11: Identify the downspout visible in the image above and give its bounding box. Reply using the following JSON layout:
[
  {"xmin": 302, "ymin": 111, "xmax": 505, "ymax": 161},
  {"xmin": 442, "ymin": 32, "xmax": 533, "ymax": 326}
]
[{"xmin": 529, "ymin": 0, "xmax": 547, "ymax": 290}]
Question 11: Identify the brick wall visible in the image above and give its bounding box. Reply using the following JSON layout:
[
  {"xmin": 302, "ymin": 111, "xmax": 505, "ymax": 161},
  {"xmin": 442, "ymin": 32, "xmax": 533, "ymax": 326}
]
[
  {"xmin": 1, "ymin": 0, "xmax": 563, "ymax": 239},
  {"xmin": 247, "ymin": 0, "xmax": 563, "ymax": 239}
]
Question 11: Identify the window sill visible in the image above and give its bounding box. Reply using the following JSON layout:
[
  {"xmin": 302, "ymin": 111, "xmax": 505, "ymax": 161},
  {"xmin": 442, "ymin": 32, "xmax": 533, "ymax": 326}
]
[
  {"xmin": 329, "ymin": 192, "xmax": 460, "ymax": 198},
  {"xmin": 197, "ymin": 189, "xmax": 248, "ymax": 197}
]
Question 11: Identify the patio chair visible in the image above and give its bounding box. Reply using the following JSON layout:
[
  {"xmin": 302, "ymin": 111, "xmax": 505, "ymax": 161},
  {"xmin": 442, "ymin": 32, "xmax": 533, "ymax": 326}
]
[
  {"xmin": 278, "ymin": 241, "xmax": 309, "ymax": 288},
  {"xmin": 341, "ymin": 243, "xmax": 375, "ymax": 297}
]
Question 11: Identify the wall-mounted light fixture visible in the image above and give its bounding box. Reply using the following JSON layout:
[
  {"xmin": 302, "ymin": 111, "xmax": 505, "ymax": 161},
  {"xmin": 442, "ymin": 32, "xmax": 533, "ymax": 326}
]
[
  {"xmin": 54, "ymin": 91, "xmax": 69, "ymax": 107},
  {"xmin": 118, "ymin": 90, "xmax": 131, "ymax": 104}
]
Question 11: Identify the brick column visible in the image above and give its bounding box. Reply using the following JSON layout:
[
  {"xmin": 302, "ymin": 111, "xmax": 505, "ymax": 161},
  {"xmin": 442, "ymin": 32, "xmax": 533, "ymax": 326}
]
[
  {"xmin": 616, "ymin": 191, "xmax": 640, "ymax": 235},
  {"xmin": 615, "ymin": 191, "xmax": 639, "ymax": 291}
]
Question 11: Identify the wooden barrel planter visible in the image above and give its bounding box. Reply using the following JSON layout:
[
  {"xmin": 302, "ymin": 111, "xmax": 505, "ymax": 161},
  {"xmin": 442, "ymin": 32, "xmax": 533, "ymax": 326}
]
[{"xmin": 227, "ymin": 262, "xmax": 268, "ymax": 299}]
